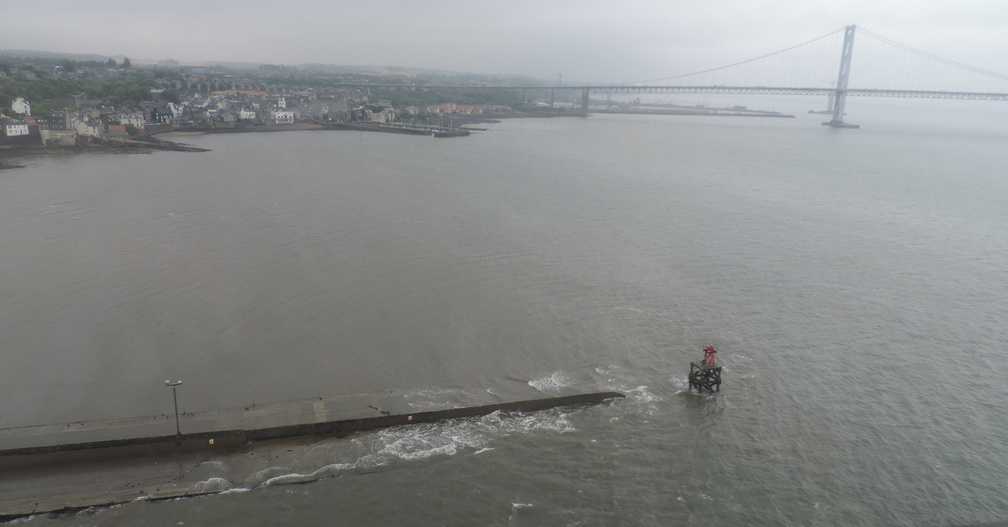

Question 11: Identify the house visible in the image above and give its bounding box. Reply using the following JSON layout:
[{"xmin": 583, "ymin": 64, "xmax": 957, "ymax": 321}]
[
  {"xmin": 274, "ymin": 110, "xmax": 295, "ymax": 124},
  {"xmin": 23, "ymin": 116, "xmax": 41, "ymax": 137},
  {"xmin": 369, "ymin": 107, "xmax": 397, "ymax": 123},
  {"xmin": 12, "ymin": 97, "xmax": 31, "ymax": 116},
  {"xmin": 117, "ymin": 110, "xmax": 147, "ymax": 128},
  {"xmin": 107, "ymin": 124, "xmax": 127, "ymax": 137},
  {"xmin": 151, "ymin": 105, "xmax": 173, "ymax": 124},
  {"xmin": 44, "ymin": 111, "xmax": 72, "ymax": 130},
  {"xmin": 75, "ymin": 118, "xmax": 102, "ymax": 137},
  {"xmin": 1, "ymin": 119, "xmax": 29, "ymax": 137}
]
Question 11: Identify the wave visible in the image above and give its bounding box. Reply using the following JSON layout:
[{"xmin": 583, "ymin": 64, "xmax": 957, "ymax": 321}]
[
  {"xmin": 238, "ymin": 406, "xmax": 579, "ymax": 494},
  {"xmin": 528, "ymin": 371, "xmax": 575, "ymax": 392},
  {"xmin": 188, "ymin": 477, "xmax": 232, "ymax": 494}
]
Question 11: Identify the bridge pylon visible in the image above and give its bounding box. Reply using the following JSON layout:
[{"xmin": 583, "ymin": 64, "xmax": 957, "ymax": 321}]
[{"xmin": 823, "ymin": 25, "xmax": 860, "ymax": 128}]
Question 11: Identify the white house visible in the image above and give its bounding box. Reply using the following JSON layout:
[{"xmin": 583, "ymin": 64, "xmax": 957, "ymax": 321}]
[
  {"xmin": 274, "ymin": 110, "xmax": 294, "ymax": 124},
  {"xmin": 11, "ymin": 97, "xmax": 31, "ymax": 116},
  {"xmin": 75, "ymin": 118, "xmax": 102, "ymax": 137},
  {"xmin": 1, "ymin": 119, "xmax": 29, "ymax": 136},
  {"xmin": 369, "ymin": 107, "xmax": 397, "ymax": 123},
  {"xmin": 118, "ymin": 111, "xmax": 146, "ymax": 128}
]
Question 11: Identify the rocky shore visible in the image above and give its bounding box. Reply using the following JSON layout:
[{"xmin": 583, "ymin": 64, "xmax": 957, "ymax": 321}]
[{"xmin": 0, "ymin": 136, "xmax": 209, "ymax": 170}]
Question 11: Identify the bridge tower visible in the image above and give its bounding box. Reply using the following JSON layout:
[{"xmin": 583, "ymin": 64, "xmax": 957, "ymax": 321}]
[{"xmin": 824, "ymin": 25, "xmax": 860, "ymax": 128}]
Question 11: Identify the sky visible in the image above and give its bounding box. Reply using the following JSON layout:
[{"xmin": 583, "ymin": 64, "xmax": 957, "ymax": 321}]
[{"xmin": 5, "ymin": 0, "xmax": 1008, "ymax": 84}]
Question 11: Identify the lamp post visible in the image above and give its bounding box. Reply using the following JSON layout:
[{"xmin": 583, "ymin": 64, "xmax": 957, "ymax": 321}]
[{"xmin": 165, "ymin": 380, "xmax": 182, "ymax": 446}]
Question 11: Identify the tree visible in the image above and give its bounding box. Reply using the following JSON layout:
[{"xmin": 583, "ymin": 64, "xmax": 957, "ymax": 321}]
[
  {"xmin": 122, "ymin": 57, "xmax": 132, "ymax": 69},
  {"xmin": 159, "ymin": 89, "xmax": 181, "ymax": 104},
  {"xmin": 107, "ymin": 58, "xmax": 117, "ymax": 68}
]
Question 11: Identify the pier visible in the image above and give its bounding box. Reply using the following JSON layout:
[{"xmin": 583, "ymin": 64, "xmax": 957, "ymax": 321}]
[
  {"xmin": 0, "ymin": 390, "xmax": 623, "ymax": 520},
  {"xmin": 318, "ymin": 121, "xmax": 470, "ymax": 137}
]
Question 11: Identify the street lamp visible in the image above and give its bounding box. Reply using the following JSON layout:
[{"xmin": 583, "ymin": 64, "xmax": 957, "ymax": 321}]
[{"xmin": 165, "ymin": 380, "xmax": 182, "ymax": 446}]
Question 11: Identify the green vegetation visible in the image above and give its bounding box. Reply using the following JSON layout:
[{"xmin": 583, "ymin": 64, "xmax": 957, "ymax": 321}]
[
  {"xmin": 0, "ymin": 75, "xmax": 159, "ymax": 114},
  {"xmin": 0, "ymin": 51, "xmax": 566, "ymax": 119}
]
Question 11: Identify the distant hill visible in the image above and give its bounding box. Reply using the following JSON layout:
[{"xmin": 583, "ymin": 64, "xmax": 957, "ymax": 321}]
[
  {"xmin": 0, "ymin": 49, "xmax": 553, "ymax": 85},
  {"xmin": 1, "ymin": 49, "xmax": 117, "ymax": 62}
]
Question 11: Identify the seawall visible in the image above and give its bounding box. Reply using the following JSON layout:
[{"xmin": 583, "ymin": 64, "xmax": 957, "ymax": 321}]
[{"xmin": 0, "ymin": 391, "xmax": 623, "ymax": 520}]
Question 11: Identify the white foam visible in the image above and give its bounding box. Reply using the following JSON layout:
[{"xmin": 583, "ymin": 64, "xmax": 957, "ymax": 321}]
[
  {"xmin": 528, "ymin": 371, "xmax": 574, "ymax": 392},
  {"xmin": 264, "ymin": 473, "xmax": 317, "ymax": 486},
  {"xmin": 245, "ymin": 466, "xmax": 298, "ymax": 487},
  {"xmin": 509, "ymin": 502, "xmax": 534, "ymax": 521},
  {"xmin": 626, "ymin": 385, "xmax": 655, "ymax": 404},
  {"xmin": 235, "ymin": 398, "xmax": 584, "ymax": 494},
  {"xmin": 188, "ymin": 477, "xmax": 232, "ymax": 494}
]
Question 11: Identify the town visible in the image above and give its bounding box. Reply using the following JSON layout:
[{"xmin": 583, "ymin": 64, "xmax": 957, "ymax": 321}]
[{"xmin": 0, "ymin": 53, "xmax": 571, "ymax": 149}]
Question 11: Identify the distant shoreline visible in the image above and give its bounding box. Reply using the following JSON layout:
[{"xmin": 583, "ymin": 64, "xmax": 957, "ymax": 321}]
[{"xmin": 0, "ymin": 108, "xmax": 789, "ymax": 170}]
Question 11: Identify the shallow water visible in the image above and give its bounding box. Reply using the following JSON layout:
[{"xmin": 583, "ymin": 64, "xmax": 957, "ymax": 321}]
[{"xmin": 2, "ymin": 101, "xmax": 1007, "ymax": 525}]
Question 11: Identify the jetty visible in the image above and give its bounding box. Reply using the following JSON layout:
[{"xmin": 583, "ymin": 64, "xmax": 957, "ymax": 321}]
[
  {"xmin": 318, "ymin": 121, "xmax": 470, "ymax": 137},
  {"xmin": 0, "ymin": 390, "xmax": 622, "ymax": 520}
]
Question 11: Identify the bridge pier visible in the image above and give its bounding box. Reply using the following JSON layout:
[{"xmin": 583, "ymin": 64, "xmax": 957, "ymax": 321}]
[
  {"xmin": 823, "ymin": 24, "xmax": 860, "ymax": 129},
  {"xmin": 581, "ymin": 88, "xmax": 590, "ymax": 116}
]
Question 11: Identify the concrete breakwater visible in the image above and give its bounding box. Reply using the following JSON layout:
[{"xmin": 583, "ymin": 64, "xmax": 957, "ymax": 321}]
[
  {"xmin": 0, "ymin": 391, "xmax": 623, "ymax": 457},
  {"xmin": 319, "ymin": 121, "xmax": 471, "ymax": 137},
  {"xmin": 0, "ymin": 391, "xmax": 623, "ymax": 520}
]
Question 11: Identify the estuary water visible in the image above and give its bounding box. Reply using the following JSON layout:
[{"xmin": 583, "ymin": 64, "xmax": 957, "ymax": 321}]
[{"xmin": 2, "ymin": 100, "xmax": 1007, "ymax": 526}]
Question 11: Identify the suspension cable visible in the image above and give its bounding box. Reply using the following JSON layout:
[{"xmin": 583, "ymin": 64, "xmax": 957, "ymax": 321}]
[
  {"xmin": 858, "ymin": 27, "xmax": 1008, "ymax": 81},
  {"xmin": 634, "ymin": 27, "xmax": 847, "ymax": 85}
]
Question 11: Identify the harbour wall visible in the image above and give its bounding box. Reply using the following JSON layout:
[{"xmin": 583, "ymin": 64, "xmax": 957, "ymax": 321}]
[{"xmin": 0, "ymin": 391, "xmax": 624, "ymax": 458}]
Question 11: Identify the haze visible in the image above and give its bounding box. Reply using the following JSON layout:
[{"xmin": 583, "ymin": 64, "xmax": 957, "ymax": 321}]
[{"xmin": 6, "ymin": 1, "xmax": 1008, "ymax": 83}]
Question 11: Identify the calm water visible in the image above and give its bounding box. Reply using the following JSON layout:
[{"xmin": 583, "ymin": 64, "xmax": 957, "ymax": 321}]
[{"xmin": 2, "ymin": 101, "xmax": 1007, "ymax": 526}]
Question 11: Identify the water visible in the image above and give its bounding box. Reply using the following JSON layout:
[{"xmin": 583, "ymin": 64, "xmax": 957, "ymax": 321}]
[{"xmin": 2, "ymin": 102, "xmax": 1007, "ymax": 526}]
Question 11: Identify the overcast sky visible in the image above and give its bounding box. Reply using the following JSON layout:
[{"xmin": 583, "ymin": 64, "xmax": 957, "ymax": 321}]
[{"xmin": 6, "ymin": 1, "xmax": 1007, "ymax": 83}]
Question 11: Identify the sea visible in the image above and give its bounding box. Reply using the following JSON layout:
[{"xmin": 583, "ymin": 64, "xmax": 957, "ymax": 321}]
[{"xmin": 1, "ymin": 97, "xmax": 1007, "ymax": 526}]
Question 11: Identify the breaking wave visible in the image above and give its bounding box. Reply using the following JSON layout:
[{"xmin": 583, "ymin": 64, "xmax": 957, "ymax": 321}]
[
  {"xmin": 528, "ymin": 371, "xmax": 574, "ymax": 392},
  {"xmin": 188, "ymin": 477, "xmax": 231, "ymax": 494}
]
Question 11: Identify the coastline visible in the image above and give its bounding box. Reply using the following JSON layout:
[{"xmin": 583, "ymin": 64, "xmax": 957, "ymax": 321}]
[
  {"xmin": 0, "ymin": 107, "xmax": 780, "ymax": 171},
  {"xmin": 0, "ymin": 135, "xmax": 210, "ymax": 171}
]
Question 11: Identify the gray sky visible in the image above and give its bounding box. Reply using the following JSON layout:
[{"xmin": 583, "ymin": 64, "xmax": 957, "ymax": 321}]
[{"xmin": 6, "ymin": 0, "xmax": 1008, "ymax": 84}]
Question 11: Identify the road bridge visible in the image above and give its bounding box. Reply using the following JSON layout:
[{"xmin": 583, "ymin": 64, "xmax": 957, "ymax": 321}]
[{"xmin": 337, "ymin": 25, "xmax": 1008, "ymax": 128}]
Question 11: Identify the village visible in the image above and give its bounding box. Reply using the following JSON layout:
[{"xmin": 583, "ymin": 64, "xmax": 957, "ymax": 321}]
[
  {"xmin": 0, "ymin": 57, "xmax": 523, "ymax": 148},
  {"xmin": 0, "ymin": 91, "xmax": 514, "ymax": 147}
]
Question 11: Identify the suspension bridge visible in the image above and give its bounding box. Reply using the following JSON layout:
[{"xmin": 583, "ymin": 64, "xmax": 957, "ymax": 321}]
[
  {"xmin": 580, "ymin": 25, "xmax": 1008, "ymax": 128},
  {"xmin": 342, "ymin": 25, "xmax": 1008, "ymax": 128}
]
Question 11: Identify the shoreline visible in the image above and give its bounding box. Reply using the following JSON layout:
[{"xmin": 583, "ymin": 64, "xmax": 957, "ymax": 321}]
[
  {"xmin": 0, "ymin": 135, "xmax": 210, "ymax": 170},
  {"xmin": 0, "ymin": 108, "xmax": 787, "ymax": 170}
]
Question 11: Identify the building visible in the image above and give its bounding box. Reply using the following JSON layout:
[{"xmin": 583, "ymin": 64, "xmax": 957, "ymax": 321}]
[
  {"xmin": 274, "ymin": 110, "xmax": 295, "ymax": 124},
  {"xmin": 75, "ymin": 118, "xmax": 102, "ymax": 137},
  {"xmin": 12, "ymin": 97, "xmax": 31, "ymax": 116},
  {"xmin": 1, "ymin": 119, "xmax": 29, "ymax": 137},
  {"xmin": 151, "ymin": 105, "xmax": 174, "ymax": 124}
]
